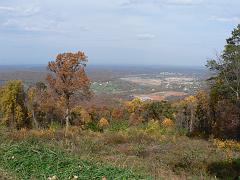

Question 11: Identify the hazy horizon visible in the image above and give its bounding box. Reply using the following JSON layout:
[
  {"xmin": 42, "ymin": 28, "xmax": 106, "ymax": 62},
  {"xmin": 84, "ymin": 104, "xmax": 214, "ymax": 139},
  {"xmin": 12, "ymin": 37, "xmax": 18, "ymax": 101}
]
[
  {"xmin": 0, "ymin": 62, "xmax": 206, "ymax": 69},
  {"xmin": 0, "ymin": 0, "xmax": 239, "ymax": 66}
]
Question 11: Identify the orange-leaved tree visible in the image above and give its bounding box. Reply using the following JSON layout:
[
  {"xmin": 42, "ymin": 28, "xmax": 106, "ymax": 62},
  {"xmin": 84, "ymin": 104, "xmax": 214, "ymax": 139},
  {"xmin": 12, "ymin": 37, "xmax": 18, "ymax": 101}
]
[{"xmin": 46, "ymin": 51, "xmax": 92, "ymax": 135}]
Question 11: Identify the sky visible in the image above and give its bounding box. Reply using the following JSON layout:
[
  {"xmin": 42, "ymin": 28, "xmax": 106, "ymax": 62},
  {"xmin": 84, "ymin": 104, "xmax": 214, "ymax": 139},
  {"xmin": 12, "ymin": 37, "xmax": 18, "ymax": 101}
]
[{"xmin": 0, "ymin": 0, "xmax": 239, "ymax": 66}]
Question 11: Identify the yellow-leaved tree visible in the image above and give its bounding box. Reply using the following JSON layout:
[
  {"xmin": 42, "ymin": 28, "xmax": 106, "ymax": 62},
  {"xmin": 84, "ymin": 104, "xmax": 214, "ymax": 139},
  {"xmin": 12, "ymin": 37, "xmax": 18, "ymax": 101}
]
[
  {"xmin": 0, "ymin": 80, "xmax": 27, "ymax": 129},
  {"xmin": 71, "ymin": 106, "xmax": 92, "ymax": 127},
  {"xmin": 125, "ymin": 98, "xmax": 143, "ymax": 114}
]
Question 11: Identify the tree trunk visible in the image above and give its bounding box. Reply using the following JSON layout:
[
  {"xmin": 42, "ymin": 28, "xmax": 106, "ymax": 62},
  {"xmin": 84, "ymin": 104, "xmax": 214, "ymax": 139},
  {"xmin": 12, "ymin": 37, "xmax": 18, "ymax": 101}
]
[
  {"xmin": 10, "ymin": 112, "xmax": 15, "ymax": 130},
  {"xmin": 10, "ymin": 106, "xmax": 15, "ymax": 130},
  {"xmin": 32, "ymin": 110, "xmax": 39, "ymax": 128},
  {"xmin": 65, "ymin": 107, "xmax": 70, "ymax": 137},
  {"xmin": 189, "ymin": 106, "xmax": 194, "ymax": 133}
]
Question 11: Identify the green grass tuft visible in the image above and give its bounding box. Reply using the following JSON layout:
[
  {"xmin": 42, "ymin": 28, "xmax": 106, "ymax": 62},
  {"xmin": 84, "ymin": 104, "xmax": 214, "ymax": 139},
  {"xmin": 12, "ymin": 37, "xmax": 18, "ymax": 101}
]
[{"xmin": 0, "ymin": 140, "xmax": 150, "ymax": 180}]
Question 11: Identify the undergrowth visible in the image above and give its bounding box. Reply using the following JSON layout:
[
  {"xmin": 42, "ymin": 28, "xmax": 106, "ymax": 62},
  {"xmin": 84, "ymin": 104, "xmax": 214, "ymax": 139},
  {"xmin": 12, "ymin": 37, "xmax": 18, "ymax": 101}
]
[{"xmin": 0, "ymin": 138, "xmax": 150, "ymax": 180}]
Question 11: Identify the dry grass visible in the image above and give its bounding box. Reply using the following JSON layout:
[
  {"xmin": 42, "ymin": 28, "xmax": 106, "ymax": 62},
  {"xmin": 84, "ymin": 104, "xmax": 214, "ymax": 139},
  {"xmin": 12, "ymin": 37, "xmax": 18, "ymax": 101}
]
[
  {"xmin": 0, "ymin": 168, "xmax": 16, "ymax": 180},
  {"xmin": 1, "ymin": 127, "xmax": 240, "ymax": 179}
]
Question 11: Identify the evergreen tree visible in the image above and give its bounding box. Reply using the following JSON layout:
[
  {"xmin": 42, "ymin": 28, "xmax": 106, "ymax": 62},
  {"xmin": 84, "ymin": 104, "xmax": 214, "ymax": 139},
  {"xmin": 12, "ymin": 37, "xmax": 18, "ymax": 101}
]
[{"xmin": 207, "ymin": 24, "xmax": 240, "ymax": 102}]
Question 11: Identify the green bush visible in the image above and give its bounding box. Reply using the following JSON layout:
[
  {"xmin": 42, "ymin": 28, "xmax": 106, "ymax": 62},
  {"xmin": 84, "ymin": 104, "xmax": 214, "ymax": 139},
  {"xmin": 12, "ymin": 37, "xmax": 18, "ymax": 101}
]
[
  {"xmin": 108, "ymin": 119, "xmax": 129, "ymax": 132},
  {"xmin": 208, "ymin": 159, "xmax": 240, "ymax": 179}
]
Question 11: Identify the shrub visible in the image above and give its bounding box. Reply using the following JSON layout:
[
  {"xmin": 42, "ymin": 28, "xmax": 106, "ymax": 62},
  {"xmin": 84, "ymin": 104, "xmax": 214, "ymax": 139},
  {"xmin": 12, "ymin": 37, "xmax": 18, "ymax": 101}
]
[
  {"xmin": 49, "ymin": 121, "xmax": 62, "ymax": 130},
  {"xmin": 208, "ymin": 159, "xmax": 240, "ymax": 179},
  {"xmin": 213, "ymin": 139, "xmax": 240, "ymax": 152},
  {"xmin": 129, "ymin": 113, "xmax": 142, "ymax": 126},
  {"xmin": 212, "ymin": 100, "xmax": 240, "ymax": 139},
  {"xmin": 125, "ymin": 98, "xmax": 143, "ymax": 114},
  {"xmin": 71, "ymin": 107, "xmax": 92, "ymax": 127},
  {"xmin": 98, "ymin": 118, "xmax": 109, "ymax": 132},
  {"xmin": 145, "ymin": 120, "xmax": 160, "ymax": 134},
  {"xmin": 142, "ymin": 101, "xmax": 174, "ymax": 122},
  {"xmin": 108, "ymin": 120, "xmax": 129, "ymax": 132},
  {"xmin": 162, "ymin": 118, "xmax": 174, "ymax": 127}
]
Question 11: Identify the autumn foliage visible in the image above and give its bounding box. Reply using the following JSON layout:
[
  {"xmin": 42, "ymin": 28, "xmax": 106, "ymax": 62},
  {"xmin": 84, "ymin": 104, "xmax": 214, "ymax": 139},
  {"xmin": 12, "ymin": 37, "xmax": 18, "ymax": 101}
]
[
  {"xmin": 0, "ymin": 80, "xmax": 28, "ymax": 129},
  {"xmin": 46, "ymin": 51, "xmax": 92, "ymax": 134},
  {"xmin": 0, "ymin": 24, "xmax": 240, "ymax": 141}
]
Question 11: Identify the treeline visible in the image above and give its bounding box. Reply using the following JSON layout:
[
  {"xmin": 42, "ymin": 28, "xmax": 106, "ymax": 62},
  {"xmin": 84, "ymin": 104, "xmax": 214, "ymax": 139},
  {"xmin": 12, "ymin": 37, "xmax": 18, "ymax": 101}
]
[
  {"xmin": 175, "ymin": 24, "xmax": 240, "ymax": 139},
  {"xmin": 0, "ymin": 80, "xmax": 174, "ymax": 132},
  {"xmin": 0, "ymin": 24, "xmax": 240, "ymax": 140}
]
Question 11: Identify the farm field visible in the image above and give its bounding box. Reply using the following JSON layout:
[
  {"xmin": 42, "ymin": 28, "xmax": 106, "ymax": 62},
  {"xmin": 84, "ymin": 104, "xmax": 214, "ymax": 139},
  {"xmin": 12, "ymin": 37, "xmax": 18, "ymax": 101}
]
[
  {"xmin": 134, "ymin": 91, "xmax": 188, "ymax": 101},
  {"xmin": 0, "ymin": 65, "xmax": 206, "ymax": 102}
]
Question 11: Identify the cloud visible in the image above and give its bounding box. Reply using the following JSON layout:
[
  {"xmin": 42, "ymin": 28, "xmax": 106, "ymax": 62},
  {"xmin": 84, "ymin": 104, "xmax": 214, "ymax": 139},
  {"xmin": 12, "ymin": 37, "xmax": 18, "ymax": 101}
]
[
  {"xmin": 137, "ymin": 33, "xmax": 156, "ymax": 40},
  {"xmin": 1, "ymin": 19, "xmax": 64, "ymax": 33},
  {"xmin": 209, "ymin": 16, "xmax": 240, "ymax": 23},
  {"xmin": 120, "ymin": 0, "xmax": 204, "ymax": 7},
  {"xmin": 0, "ymin": 3, "xmax": 61, "ymax": 33},
  {"xmin": 0, "ymin": 2, "xmax": 90, "ymax": 34},
  {"xmin": 19, "ymin": 6, "xmax": 40, "ymax": 17},
  {"xmin": 1, "ymin": 18, "xmax": 89, "ymax": 34},
  {"xmin": 79, "ymin": 26, "xmax": 90, "ymax": 32},
  {"xmin": 0, "ymin": 6, "xmax": 15, "ymax": 12},
  {"xmin": 164, "ymin": 0, "xmax": 204, "ymax": 6},
  {"xmin": 0, "ymin": 0, "xmax": 240, "ymax": 66},
  {"xmin": 0, "ymin": 5, "xmax": 40, "ymax": 17}
]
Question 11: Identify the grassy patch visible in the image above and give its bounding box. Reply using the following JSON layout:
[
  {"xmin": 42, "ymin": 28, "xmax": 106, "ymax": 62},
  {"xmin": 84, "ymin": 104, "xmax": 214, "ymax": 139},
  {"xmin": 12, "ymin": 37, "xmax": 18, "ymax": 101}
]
[
  {"xmin": 0, "ymin": 139, "xmax": 150, "ymax": 180},
  {"xmin": 208, "ymin": 159, "xmax": 240, "ymax": 179},
  {"xmin": 91, "ymin": 81, "xmax": 120, "ymax": 94},
  {"xmin": 1, "ymin": 128, "xmax": 240, "ymax": 179}
]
